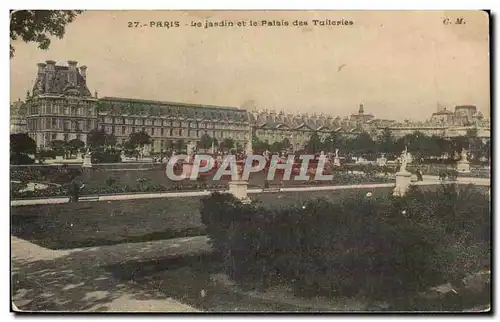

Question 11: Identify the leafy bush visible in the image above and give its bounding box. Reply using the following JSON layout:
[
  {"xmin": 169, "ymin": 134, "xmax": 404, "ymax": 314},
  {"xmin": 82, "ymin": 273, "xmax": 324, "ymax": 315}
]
[
  {"xmin": 91, "ymin": 149, "xmax": 121, "ymax": 164},
  {"xmin": 200, "ymin": 185, "xmax": 490, "ymax": 301},
  {"xmin": 10, "ymin": 153, "xmax": 35, "ymax": 165}
]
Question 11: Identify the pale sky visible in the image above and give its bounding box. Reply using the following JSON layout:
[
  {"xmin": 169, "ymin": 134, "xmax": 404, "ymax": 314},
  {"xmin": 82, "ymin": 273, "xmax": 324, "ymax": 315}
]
[{"xmin": 10, "ymin": 10, "xmax": 490, "ymax": 120}]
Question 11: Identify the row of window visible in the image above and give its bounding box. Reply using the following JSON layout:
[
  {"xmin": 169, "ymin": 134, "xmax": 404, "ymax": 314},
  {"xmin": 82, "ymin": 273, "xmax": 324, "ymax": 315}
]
[
  {"xmin": 28, "ymin": 104, "xmax": 96, "ymax": 117},
  {"xmin": 100, "ymin": 117, "xmax": 247, "ymax": 129},
  {"xmin": 101, "ymin": 125, "xmax": 246, "ymax": 140},
  {"xmin": 103, "ymin": 102, "xmax": 244, "ymax": 120},
  {"xmin": 27, "ymin": 118, "xmax": 95, "ymax": 131}
]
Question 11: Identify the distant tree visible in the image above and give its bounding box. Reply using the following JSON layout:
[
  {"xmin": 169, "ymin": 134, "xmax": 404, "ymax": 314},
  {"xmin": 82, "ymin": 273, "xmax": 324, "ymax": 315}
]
[
  {"xmin": 129, "ymin": 130, "xmax": 151, "ymax": 149},
  {"xmin": 377, "ymin": 128, "xmax": 396, "ymax": 155},
  {"xmin": 481, "ymin": 139, "xmax": 491, "ymax": 161},
  {"xmin": 252, "ymin": 135, "xmax": 270, "ymax": 153},
  {"xmin": 198, "ymin": 134, "xmax": 214, "ymax": 150},
  {"xmin": 270, "ymin": 141, "xmax": 283, "ymax": 153},
  {"xmin": 351, "ymin": 132, "xmax": 376, "ymax": 158},
  {"xmin": 324, "ymin": 131, "xmax": 348, "ymax": 153},
  {"xmin": 174, "ymin": 139, "xmax": 185, "ymax": 152},
  {"xmin": 281, "ymin": 138, "xmax": 291, "ymax": 150},
  {"xmin": 67, "ymin": 138, "xmax": 85, "ymax": 154},
  {"xmin": 465, "ymin": 128, "xmax": 483, "ymax": 159},
  {"xmin": 10, "ymin": 133, "xmax": 36, "ymax": 155},
  {"xmin": 49, "ymin": 140, "xmax": 66, "ymax": 155},
  {"xmin": 87, "ymin": 128, "xmax": 116, "ymax": 149},
  {"xmin": 10, "ymin": 10, "xmax": 83, "ymax": 58},
  {"xmin": 220, "ymin": 138, "xmax": 235, "ymax": 151},
  {"xmin": 305, "ymin": 132, "xmax": 322, "ymax": 153}
]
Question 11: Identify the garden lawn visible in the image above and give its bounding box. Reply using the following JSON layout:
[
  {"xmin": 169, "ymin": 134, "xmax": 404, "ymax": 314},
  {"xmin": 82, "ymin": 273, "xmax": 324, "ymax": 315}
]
[
  {"xmin": 11, "ymin": 185, "xmax": 488, "ymax": 250},
  {"xmin": 12, "ymin": 187, "xmax": 398, "ymax": 250}
]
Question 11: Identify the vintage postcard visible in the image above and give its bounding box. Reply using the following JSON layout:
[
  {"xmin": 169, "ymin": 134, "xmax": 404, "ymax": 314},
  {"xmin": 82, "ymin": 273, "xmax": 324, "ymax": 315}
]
[{"xmin": 10, "ymin": 10, "xmax": 491, "ymax": 313}]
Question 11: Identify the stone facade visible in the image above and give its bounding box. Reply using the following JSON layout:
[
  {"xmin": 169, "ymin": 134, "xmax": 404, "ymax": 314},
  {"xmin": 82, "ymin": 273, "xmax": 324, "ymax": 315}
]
[
  {"xmin": 10, "ymin": 99, "xmax": 27, "ymax": 134},
  {"xmin": 20, "ymin": 60, "xmax": 490, "ymax": 151},
  {"xmin": 25, "ymin": 60, "xmax": 98, "ymax": 148},
  {"xmin": 97, "ymin": 97, "xmax": 250, "ymax": 153}
]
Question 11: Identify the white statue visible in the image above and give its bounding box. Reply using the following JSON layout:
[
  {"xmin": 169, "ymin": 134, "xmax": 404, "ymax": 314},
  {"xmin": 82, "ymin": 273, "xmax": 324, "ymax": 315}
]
[
  {"xmin": 399, "ymin": 146, "xmax": 408, "ymax": 172},
  {"xmin": 335, "ymin": 148, "xmax": 339, "ymax": 158},
  {"xmin": 461, "ymin": 148, "xmax": 468, "ymax": 161}
]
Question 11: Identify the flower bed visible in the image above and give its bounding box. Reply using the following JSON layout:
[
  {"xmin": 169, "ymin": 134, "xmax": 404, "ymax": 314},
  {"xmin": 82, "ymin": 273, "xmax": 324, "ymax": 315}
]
[
  {"xmin": 200, "ymin": 184, "xmax": 490, "ymax": 303},
  {"xmin": 10, "ymin": 182, "xmax": 228, "ymax": 200}
]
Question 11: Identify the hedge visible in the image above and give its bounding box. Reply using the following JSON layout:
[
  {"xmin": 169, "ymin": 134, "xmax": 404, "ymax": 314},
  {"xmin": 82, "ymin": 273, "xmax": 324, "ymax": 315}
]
[{"xmin": 200, "ymin": 184, "xmax": 490, "ymax": 301}]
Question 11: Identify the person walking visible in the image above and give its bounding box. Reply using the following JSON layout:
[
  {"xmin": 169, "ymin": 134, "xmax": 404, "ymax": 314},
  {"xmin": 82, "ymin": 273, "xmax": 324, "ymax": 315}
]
[
  {"xmin": 69, "ymin": 178, "xmax": 85, "ymax": 203},
  {"xmin": 416, "ymin": 167, "xmax": 424, "ymax": 182}
]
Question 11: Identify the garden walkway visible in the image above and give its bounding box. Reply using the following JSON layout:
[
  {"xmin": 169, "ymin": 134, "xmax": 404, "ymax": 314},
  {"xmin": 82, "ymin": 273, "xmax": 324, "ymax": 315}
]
[
  {"xmin": 11, "ymin": 175, "xmax": 490, "ymax": 207},
  {"xmin": 12, "ymin": 235, "xmax": 209, "ymax": 312}
]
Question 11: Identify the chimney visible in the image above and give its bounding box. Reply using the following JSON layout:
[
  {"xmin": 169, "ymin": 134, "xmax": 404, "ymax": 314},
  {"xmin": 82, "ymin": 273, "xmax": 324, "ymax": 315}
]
[
  {"xmin": 358, "ymin": 104, "xmax": 364, "ymax": 115},
  {"xmin": 67, "ymin": 60, "xmax": 78, "ymax": 86},
  {"xmin": 79, "ymin": 65, "xmax": 87, "ymax": 80},
  {"xmin": 45, "ymin": 60, "xmax": 56, "ymax": 93},
  {"xmin": 37, "ymin": 62, "xmax": 46, "ymax": 74}
]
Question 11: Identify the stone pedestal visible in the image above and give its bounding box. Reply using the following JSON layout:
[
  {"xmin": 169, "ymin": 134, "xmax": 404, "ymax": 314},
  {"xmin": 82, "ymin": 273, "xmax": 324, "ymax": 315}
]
[
  {"xmin": 333, "ymin": 157, "xmax": 341, "ymax": 167},
  {"xmin": 376, "ymin": 157, "xmax": 387, "ymax": 167},
  {"xmin": 228, "ymin": 180, "xmax": 251, "ymax": 204},
  {"xmin": 456, "ymin": 160, "xmax": 471, "ymax": 173},
  {"xmin": 181, "ymin": 162, "xmax": 193, "ymax": 179},
  {"xmin": 393, "ymin": 171, "xmax": 412, "ymax": 197},
  {"xmin": 82, "ymin": 154, "xmax": 92, "ymax": 168}
]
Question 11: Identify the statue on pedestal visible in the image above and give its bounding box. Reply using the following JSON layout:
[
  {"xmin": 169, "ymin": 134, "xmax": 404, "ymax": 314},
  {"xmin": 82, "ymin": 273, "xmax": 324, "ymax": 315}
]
[
  {"xmin": 333, "ymin": 148, "xmax": 341, "ymax": 166},
  {"xmin": 460, "ymin": 148, "xmax": 468, "ymax": 161},
  {"xmin": 82, "ymin": 149, "xmax": 92, "ymax": 168},
  {"xmin": 245, "ymin": 132, "xmax": 253, "ymax": 156},
  {"xmin": 399, "ymin": 146, "xmax": 409, "ymax": 173}
]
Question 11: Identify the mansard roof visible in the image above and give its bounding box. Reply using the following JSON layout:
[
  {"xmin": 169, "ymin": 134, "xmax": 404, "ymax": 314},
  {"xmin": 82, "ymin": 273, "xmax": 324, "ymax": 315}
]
[
  {"xmin": 32, "ymin": 64, "xmax": 92, "ymax": 97},
  {"xmin": 98, "ymin": 96, "xmax": 249, "ymax": 122},
  {"xmin": 100, "ymin": 96, "xmax": 243, "ymax": 112}
]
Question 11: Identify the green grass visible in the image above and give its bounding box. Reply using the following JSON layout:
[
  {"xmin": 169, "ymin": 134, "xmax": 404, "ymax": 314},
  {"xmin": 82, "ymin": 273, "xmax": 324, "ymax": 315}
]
[
  {"xmin": 11, "ymin": 188, "xmax": 395, "ymax": 250},
  {"xmin": 11, "ymin": 185, "xmax": 488, "ymax": 250}
]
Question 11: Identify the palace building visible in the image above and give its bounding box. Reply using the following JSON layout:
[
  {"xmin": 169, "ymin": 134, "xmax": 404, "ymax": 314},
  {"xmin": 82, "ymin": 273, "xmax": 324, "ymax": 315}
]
[
  {"xmin": 97, "ymin": 97, "xmax": 250, "ymax": 153},
  {"xmin": 20, "ymin": 60, "xmax": 490, "ymax": 152},
  {"xmin": 25, "ymin": 60, "xmax": 98, "ymax": 148},
  {"xmin": 24, "ymin": 60, "xmax": 251, "ymax": 152}
]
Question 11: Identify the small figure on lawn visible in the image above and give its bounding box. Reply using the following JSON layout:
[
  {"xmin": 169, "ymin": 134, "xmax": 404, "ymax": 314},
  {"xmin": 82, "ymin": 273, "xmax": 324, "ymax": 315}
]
[
  {"xmin": 416, "ymin": 167, "xmax": 424, "ymax": 182},
  {"xmin": 69, "ymin": 178, "xmax": 85, "ymax": 203}
]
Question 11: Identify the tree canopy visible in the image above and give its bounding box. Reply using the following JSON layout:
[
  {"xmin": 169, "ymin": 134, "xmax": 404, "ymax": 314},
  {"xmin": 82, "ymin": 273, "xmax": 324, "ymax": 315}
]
[
  {"xmin": 129, "ymin": 130, "xmax": 152, "ymax": 148},
  {"xmin": 88, "ymin": 129, "xmax": 116, "ymax": 149},
  {"xmin": 10, "ymin": 133, "xmax": 36, "ymax": 155},
  {"xmin": 198, "ymin": 134, "xmax": 214, "ymax": 150},
  {"xmin": 10, "ymin": 10, "xmax": 83, "ymax": 58}
]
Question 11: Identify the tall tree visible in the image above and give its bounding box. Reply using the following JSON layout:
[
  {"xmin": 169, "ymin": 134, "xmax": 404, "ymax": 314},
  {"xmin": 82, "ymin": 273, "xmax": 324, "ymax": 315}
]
[
  {"xmin": 351, "ymin": 132, "xmax": 376, "ymax": 158},
  {"xmin": 377, "ymin": 128, "xmax": 396, "ymax": 155},
  {"xmin": 220, "ymin": 138, "xmax": 235, "ymax": 151},
  {"xmin": 129, "ymin": 130, "xmax": 151, "ymax": 148},
  {"xmin": 197, "ymin": 134, "xmax": 214, "ymax": 150},
  {"xmin": 10, "ymin": 10, "xmax": 83, "ymax": 58},
  {"xmin": 88, "ymin": 128, "xmax": 116, "ymax": 149},
  {"xmin": 305, "ymin": 132, "xmax": 322, "ymax": 153},
  {"xmin": 49, "ymin": 140, "xmax": 66, "ymax": 155},
  {"xmin": 67, "ymin": 138, "xmax": 85, "ymax": 154},
  {"xmin": 10, "ymin": 133, "xmax": 36, "ymax": 155},
  {"xmin": 174, "ymin": 139, "xmax": 185, "ymax": 152}
]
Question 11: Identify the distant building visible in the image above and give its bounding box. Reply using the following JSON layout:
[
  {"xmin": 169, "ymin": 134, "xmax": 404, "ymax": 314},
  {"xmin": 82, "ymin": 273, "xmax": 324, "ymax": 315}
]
[
  {"xmin": 349, "ymin": 104, "xmax": 375, "ymax": 125},
  {"xmin": 97, "ymin": 97, "xmax": 250, "ymax": 153},
  {"xmin": 25, "ymin": 60, "xmax": 98, "ymax": 148},
  {"xmin": 10, "ymin": 99, "xmax": 27, "ymax": 134},
  {"xmin": 24, "ymin": 60, "xmax": 250, "ymax": 151}
]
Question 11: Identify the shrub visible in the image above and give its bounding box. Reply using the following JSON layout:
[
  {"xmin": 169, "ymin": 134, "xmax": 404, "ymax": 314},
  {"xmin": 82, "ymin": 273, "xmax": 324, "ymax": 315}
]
[
  {"xmin": 10, "ymin": 153, "xmax": 35, "ymax": 165},
  {"xmin": 200, "ymin": 184, "xmax": 490, "ymax": 301}
]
